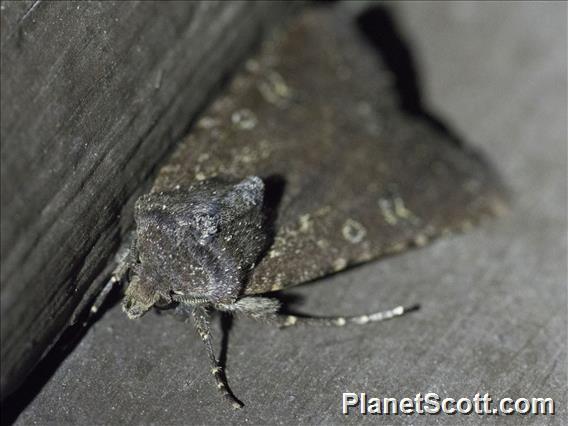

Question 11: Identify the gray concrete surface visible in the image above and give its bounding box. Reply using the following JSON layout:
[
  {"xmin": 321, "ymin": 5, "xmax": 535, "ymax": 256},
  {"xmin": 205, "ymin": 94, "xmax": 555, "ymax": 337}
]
[{"xmin": 8, "ymin": 2, "xmax": 567, "ymax": 425}]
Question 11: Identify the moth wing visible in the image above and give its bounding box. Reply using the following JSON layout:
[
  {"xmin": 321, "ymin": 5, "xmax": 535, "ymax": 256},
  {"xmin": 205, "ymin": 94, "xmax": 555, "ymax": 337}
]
[{"xmin": 152, "ymin": 9, "xmax": 508, "ymax": 296}]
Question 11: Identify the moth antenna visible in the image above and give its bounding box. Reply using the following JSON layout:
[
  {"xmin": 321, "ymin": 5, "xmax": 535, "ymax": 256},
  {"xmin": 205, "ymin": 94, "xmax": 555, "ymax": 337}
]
[
  {"xmin": 191, "ymin": 306, "xmax": 244, "ymax": 409},
  {"xmin": 171, "ymin": 293, "xmax": 210, "ymax": 306},
  {"xmin": 279, "ymin": 304, "xmax": 420, "ymax": 328},
  {"xmin": 216, "ymin": 296, "xmax": 281, "ymax": 320}
]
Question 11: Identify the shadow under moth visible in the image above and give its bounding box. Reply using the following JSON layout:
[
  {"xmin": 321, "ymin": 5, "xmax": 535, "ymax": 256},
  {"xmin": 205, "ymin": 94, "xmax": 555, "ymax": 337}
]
[{"xmin": 93, "ymin": 7, "xmax": 508, "ymax": 409}]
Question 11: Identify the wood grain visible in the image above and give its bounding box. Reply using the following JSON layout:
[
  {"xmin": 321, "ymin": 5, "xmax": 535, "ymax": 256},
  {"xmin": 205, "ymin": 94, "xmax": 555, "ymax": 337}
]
[{"xmin": 0, "ymin": 0, "xmax": 297, "ymax": 398}]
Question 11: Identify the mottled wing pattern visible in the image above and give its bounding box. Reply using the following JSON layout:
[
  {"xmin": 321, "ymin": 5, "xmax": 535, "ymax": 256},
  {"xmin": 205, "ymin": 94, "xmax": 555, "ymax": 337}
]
[{"xmin": 151, "ymin": 10, "xmax": 507, "ymax": 296}]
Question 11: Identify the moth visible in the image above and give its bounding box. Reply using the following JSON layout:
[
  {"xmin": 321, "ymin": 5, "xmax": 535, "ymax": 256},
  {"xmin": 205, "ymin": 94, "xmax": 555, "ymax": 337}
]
[
  {"xmin": 93, "ymin": 175, "xmax": 416, "ymax": 409},
  {"xmin": 92, "ymin": 6, "xmax": 507, "ymax": 409}
]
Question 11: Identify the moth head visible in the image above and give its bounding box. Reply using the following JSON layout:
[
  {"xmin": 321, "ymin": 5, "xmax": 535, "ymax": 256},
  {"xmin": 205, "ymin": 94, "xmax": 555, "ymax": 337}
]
[{"xmin": 122, "ymin": 275, "xmax": 158, "ymax": 319}]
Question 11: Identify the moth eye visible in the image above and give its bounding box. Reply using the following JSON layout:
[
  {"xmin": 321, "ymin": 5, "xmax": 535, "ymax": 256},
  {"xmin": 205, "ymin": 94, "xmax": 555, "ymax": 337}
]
[{"xmin": 154, "ymin": 294, "xmax": 173, "ymax": 309}]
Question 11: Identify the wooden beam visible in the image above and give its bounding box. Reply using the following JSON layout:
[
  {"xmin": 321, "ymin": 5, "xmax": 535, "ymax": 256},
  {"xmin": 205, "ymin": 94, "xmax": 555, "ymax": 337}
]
[{"xmin": 0, "ymin": 0, "xmax": 297, "ymax": 398}]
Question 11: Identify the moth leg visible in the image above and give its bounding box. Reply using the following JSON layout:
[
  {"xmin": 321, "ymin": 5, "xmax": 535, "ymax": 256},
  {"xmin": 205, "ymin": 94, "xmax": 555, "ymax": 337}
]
[
  {"xmin": 278, "ymin": 303, "xmax": 420, "ymax": 328},
  {"xmin": 215, "ymin": 296, "xmax": 281, "ymax": 320},
  {"xmin": 89, "ymin": 277, "xmax": 116, "ymax": 316},
  {"xmin": 89, "ymin": 232, "xmax": 137, "ymax": 317},
  {"xmin": 191, "ymin": 305, "xmax": 244, "ymax": 409},
  {"xmin": 216, "ymin": 296, "xmax": 418, "ymax": 328}
]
